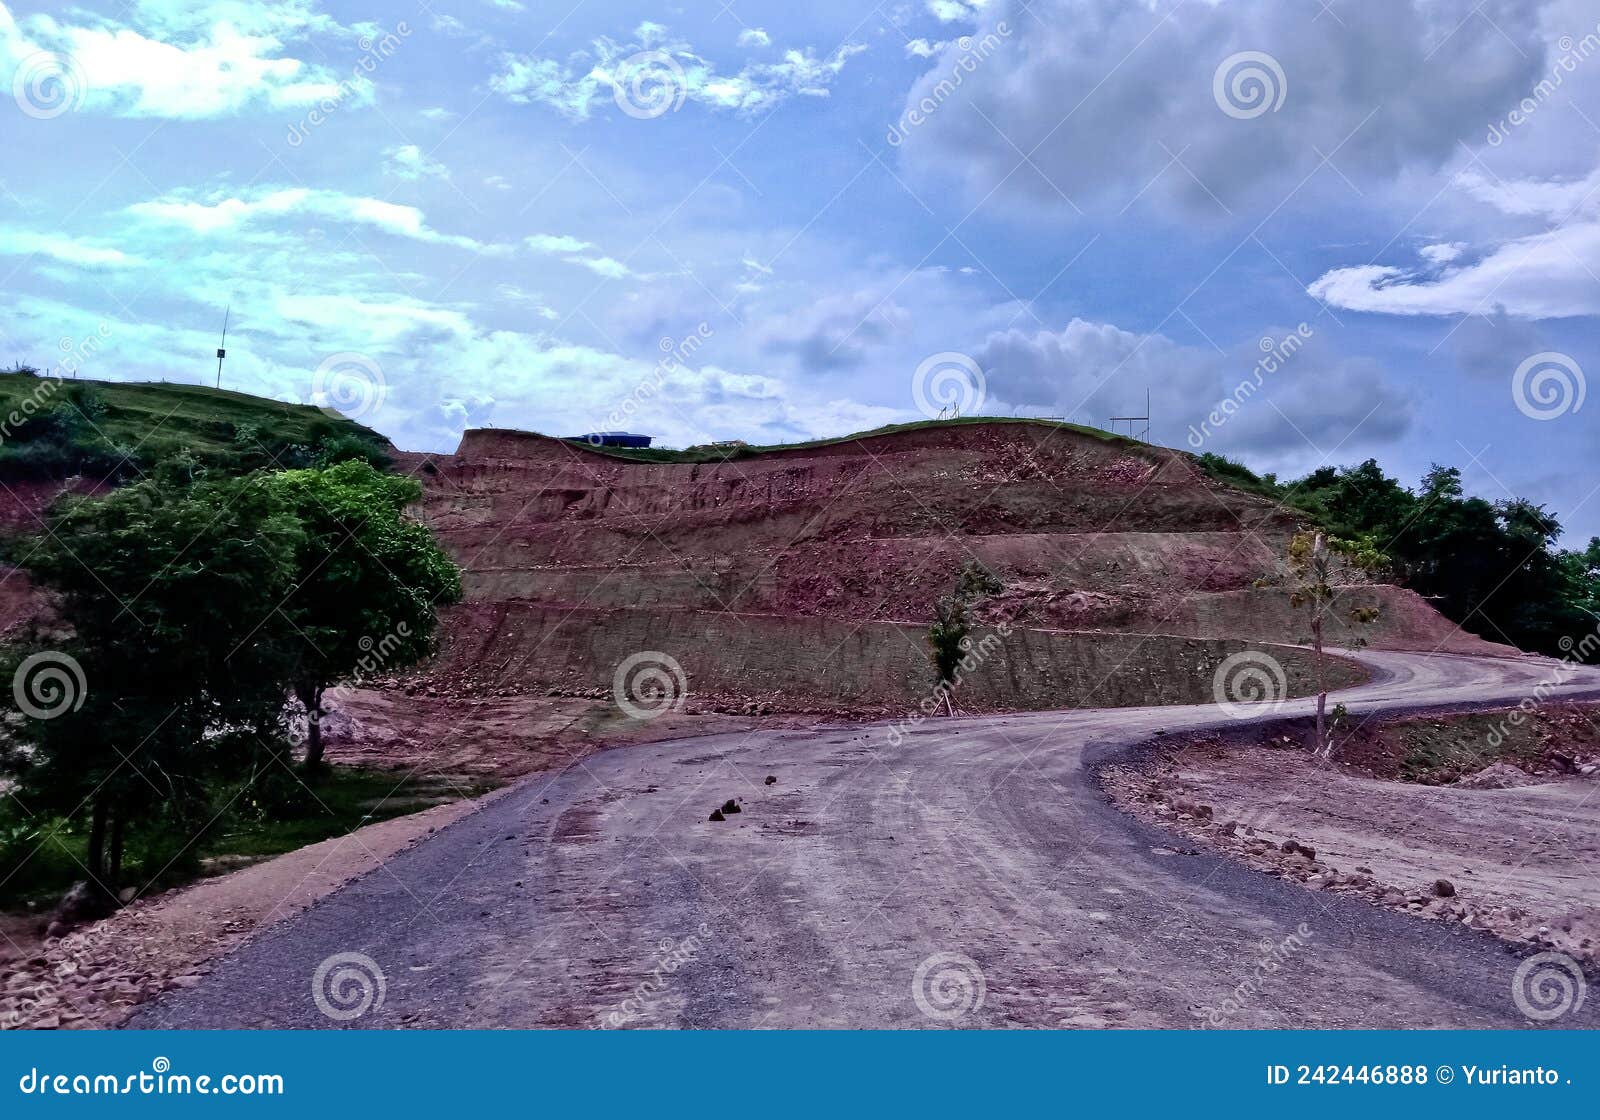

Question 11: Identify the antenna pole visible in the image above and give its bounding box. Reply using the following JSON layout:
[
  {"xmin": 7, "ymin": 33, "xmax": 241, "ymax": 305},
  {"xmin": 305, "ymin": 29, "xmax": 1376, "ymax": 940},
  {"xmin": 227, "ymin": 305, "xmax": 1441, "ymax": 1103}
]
[{"xmin": 216, "ymin": 305, "xmax": 230, "ymax": 388}]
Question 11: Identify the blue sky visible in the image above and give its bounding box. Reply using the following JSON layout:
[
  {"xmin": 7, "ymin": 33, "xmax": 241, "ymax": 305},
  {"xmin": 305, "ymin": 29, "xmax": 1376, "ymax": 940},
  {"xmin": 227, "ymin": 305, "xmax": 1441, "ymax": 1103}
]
[{"xmin": 2, "ymin": 0, "xmax": 1597, "ymax": 537}]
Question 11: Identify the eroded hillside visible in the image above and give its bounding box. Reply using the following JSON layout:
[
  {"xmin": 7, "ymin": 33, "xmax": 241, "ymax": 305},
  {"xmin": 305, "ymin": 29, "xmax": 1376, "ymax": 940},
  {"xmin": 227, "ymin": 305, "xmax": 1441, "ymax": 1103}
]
[{"xmin": 394, "ymin": 421, "xmax": 1500, "ymax": 712}]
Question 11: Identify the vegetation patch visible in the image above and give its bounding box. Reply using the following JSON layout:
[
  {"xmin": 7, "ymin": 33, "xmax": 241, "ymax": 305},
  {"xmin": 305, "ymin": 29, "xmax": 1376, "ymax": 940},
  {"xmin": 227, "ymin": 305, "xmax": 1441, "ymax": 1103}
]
[
  {"xmin": 0, "ymin": 373, "xmax": 390, "ymax": 482},
  {"xmin": 0, "ymin": 767, "xmax": 493, "ymax": 910}
]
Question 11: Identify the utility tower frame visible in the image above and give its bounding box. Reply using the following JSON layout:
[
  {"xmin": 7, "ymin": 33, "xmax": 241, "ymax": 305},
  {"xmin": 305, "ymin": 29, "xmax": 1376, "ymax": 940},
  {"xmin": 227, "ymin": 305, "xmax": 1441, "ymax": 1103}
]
[{"xmin": 1109, "ymin": 388, "xmax": 1151, "ymax": 442}]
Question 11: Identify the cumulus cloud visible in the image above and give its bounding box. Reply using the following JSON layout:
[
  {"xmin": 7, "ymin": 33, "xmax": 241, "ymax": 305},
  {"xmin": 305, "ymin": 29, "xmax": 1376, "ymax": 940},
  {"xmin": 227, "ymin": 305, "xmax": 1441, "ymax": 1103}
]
[
  {"xmin": 490, "ymin": 23, "xmax": 867, "ymax": 118},
  {"xmin": 0, "ymin": 0, "xmax": 364, "ymax": 118},
  {"xmin": 974, "ymin": 318, "xmax": 1414, "ymax": 459},
  {"xmin": 736, "ymin": 28, "xmax": 771, "ymax": 49},
  {"xmin": 898, "ymin": 0, "xmax": 1548, "ymax": 214}
]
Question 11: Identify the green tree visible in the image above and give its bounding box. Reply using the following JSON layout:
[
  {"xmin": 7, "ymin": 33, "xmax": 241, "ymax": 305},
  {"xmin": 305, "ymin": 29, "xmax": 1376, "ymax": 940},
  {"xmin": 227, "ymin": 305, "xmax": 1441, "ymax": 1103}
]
[
  {"xmin": 3, "ymin": 473, "xmax": 303, "ymax": 900},
  {"xmin": 1286, "ymin": 531, "xmax": 1382, "ymax": 762},
  {"xmin": 266, "ymin": 461, "xmax": 461, "ymax": 771},
  {"xmin": 925, "ymin": 560, "xmax": 1003, "ymax": 716}
]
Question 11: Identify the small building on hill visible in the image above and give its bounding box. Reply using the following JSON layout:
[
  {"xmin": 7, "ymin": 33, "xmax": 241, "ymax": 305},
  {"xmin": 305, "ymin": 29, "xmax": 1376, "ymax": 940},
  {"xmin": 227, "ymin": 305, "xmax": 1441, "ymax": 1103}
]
[{"xmin": 569, "ymin": 431, "xmax": 653, "ymax": 448}]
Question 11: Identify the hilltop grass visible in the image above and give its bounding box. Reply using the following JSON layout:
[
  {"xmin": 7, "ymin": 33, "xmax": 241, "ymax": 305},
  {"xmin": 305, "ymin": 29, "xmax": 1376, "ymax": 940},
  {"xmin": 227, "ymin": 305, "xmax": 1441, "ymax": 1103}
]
[
  {"xmin": 559, "ymin": 415, "xmax": 1145, "ymax": 464},
  {"xmin": 0, "ymin": 373, "xmax": 389, "ymax": 482}
]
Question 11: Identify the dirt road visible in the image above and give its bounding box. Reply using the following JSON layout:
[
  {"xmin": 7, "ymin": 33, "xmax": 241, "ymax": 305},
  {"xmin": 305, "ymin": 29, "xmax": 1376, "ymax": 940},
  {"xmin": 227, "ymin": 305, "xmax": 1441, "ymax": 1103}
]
[{"xmin": 129, "ymin": 648, "xmax": 1600, "ymax": 1029}]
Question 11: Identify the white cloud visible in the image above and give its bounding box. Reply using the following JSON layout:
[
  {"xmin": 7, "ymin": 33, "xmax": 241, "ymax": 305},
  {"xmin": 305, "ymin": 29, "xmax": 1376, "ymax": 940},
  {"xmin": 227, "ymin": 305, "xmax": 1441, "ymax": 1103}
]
[
  {"xmin": 491, "ymin": 25, "xmax": 867, "ymax": 118},
  {"xmin": 927, "ymin": 1, "xmax": 989, "ymax": 22},
  {"xmin": 0, "ymin": 228, "xmax": 143, "ymax": 269},
  {"xmin": 573, "ymin": 255, "xmax": 633, "ymax": 279},
  {"xmin": 737, "ymin": 28, "xmax": 771, "ymax": 49},
  {"xmin": 0, "ymin": 1, "xmax": 365, "ymax": 118},
  {"xmin": 383, "ymin": 144, "xmax": 448, "ymax": 180},
  {"xmin": 126, "ymin": 187, "xmax": 502, "ymax": 253},
  {"xmin": 1418, "ymin": 242, "xmax": 1466, "ymax": 265},
  {"xmin": 1310, "ymin": 164, "xmax": 1600, "ymax": 319},
  {"xmin": 525, "ymin": 233, "xmax": 593, "ymax": 254}
]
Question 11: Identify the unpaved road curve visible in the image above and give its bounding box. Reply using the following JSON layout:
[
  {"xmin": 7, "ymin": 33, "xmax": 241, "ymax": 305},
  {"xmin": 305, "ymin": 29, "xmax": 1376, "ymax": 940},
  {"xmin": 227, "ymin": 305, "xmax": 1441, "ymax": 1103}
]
[{"xmin": 131, "ymin": 649, "xmax": 1600, "ymax": 1029}]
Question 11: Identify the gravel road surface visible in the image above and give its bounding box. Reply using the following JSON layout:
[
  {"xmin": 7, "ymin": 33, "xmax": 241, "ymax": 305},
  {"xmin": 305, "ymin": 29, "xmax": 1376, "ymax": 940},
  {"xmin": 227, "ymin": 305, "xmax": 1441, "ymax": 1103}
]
[{"xmin": 130, "ymin": 648, "xmax": 1600, "ymax": 1029}]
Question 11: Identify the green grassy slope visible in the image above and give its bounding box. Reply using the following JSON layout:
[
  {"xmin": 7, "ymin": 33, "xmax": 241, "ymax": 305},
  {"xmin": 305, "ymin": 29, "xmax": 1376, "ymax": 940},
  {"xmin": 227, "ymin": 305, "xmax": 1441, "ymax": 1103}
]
[{"xmin": 0, "ymin": 374, "xmax": 387, "ymax": 480}]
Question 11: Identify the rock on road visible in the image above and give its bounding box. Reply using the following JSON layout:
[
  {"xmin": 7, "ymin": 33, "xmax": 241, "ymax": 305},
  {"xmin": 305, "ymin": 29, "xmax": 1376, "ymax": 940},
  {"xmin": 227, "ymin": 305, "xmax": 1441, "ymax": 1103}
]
[{"xmin": 130, "ymin": 648, "xmax": 1600, "ymax": 1029}]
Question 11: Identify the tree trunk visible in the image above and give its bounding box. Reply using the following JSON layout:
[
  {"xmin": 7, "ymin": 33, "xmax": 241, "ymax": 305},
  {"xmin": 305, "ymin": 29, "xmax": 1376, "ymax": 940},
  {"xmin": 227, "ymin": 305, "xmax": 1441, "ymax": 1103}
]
[
  {"xmin": 299, "ymin": 682, "xmax": 327, "ymax": 773},
  {"xmin": 1312, "ymin": 615, "xmax": 1327, "ymax": 764},
  {"xmin": 107, "ymin": 811, "xmax": 125, "ymax": 896},
  {"xmin": 86, "ymin": 797, "xmax": 108, "ymax": 892}
]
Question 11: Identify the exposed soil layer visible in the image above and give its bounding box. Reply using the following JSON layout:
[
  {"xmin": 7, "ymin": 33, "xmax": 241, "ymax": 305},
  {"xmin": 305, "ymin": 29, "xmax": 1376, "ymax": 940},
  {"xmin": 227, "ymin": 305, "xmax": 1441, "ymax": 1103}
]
[
  {"xmin": 396, "ymin": 422, "xmax": 1499, "ymax": 713},
  {"xmin": 1103, "ymin": 701, "xmax": 1600, "ymax": 964}
]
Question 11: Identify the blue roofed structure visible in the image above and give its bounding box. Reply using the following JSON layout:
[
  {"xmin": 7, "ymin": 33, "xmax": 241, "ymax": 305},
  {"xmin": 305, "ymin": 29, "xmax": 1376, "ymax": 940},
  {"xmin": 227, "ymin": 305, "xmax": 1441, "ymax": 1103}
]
[{"xmin": 569, "ymin": 431, "xmax": 654, "ymax": 448}]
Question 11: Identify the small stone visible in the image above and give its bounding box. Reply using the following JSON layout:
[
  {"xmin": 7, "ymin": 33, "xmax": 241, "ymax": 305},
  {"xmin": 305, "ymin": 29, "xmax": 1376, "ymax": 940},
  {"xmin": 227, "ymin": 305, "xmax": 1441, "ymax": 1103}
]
[
  {"xmin": 709, "ymin": 809, "xmax": 725, "ymax": 822},
  {"xmin": 764, "ymin": 775, "xmax": 777, "ymax": 785},
  {"xmin": 722, "ymin": 799, "xmax": 741, "ymax": 815},
  {"xmin": 1433, "ymin": 879, "xmax": 1456, "ymax": 898}
]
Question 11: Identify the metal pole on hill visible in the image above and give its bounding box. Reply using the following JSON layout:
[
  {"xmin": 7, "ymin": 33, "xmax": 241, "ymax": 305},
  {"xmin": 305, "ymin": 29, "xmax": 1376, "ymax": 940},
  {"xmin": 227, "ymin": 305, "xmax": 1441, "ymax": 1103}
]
[{"xmin": 215, "ymin": 305, "xmax": 230, "ymax": 389}]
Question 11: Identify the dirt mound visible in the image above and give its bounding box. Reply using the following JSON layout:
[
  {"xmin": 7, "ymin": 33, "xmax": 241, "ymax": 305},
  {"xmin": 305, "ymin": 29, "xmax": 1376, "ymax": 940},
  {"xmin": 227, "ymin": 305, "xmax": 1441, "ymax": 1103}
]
[{"xmin": 398, "ymin": 420, "xmax": 1501, "ymax": 712}]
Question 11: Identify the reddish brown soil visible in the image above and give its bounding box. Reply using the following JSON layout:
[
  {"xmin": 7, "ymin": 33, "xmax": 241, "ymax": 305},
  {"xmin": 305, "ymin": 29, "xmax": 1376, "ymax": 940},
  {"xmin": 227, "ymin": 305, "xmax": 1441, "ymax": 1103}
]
[
  {"xmin": 390, "ymin": 422, "xmax": 1499, "ymax": 719},
  {"xmin": 1104, "ymin": 702, "xmax": 1600, "ymax": 963}
]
